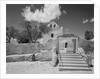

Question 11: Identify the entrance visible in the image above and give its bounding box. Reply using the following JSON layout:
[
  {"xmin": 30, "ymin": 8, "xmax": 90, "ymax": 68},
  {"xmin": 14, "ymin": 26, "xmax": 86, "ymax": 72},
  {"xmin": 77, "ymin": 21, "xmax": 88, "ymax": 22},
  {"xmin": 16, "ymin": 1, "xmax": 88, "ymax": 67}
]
[
  {"xmin": 65, "ymin": 42, "xmax": 68, "ymax": 48},
  {"xmin": 51, "ymin": 33, "xmax": 54, "ymax": 38},
  {"xmin": 64, "ymin": 39, "xmax": 77, "ymax": 53},
  {"xmin": 58, "ymin": 37, "xmax": 78, "ymax": 53}
]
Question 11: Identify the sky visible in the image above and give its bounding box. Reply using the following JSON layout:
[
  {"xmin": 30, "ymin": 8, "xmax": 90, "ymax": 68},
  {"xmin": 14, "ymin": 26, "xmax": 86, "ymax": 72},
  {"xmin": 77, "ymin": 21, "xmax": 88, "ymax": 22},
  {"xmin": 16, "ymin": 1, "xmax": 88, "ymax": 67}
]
[{"xmin": 6, "ymin": 4, "xmax": 94, "ymax": 39}]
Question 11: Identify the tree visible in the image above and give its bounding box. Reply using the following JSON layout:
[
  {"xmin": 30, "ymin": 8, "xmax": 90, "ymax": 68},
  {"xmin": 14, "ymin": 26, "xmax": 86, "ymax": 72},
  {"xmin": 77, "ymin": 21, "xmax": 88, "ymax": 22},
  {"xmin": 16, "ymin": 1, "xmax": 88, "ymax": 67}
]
[
  {"xmin": 17, "ymin": 30, "xmax": 30, "ymax": 43},
  {"xmin": 19, "ymin": 21, "xmax": 34, "ymax": 43},
  {"xmin": 85, "ymin": 31, "xmax": 94, "ymax": 40},
  {"xmin": 39, "ymin": 23, "xmax": 51, "ymax": 34},
  {"xmin": 6, "ymin": 26, "xmax": 18, "ymax": 43},
  {"xmin": 30, "ymin": 29, "xmax": 42, "ymax": 43},
  {"xmin": 31, "ymin": 23, "xmax": 51, "ymax": 42},
  {"xmin": 19, "ymin": 21, "xmax": 51, "ymax": 43}
]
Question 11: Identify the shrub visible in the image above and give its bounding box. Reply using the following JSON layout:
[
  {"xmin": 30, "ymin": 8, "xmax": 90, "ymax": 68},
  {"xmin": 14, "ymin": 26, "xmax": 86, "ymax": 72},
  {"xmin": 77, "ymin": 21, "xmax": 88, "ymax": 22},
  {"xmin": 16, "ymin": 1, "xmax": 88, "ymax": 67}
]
[{"xmin": 79, "ymin": 39, "xmax": 94, "ymax": 55}]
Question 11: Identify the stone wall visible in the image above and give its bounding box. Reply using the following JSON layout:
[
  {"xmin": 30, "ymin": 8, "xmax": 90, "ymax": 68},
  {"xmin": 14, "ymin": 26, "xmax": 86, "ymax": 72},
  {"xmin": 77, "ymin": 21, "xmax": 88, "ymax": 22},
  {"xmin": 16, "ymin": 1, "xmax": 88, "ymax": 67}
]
[
  {"xmin": 6, "ymin": 38, "xmax": 58, "ymax": 62},
  {"xmin": 6, "ymin": 43, "xmax": 53, "ymax": 62},
  {"xmin": 6, "ymin": 43, "xmax": 42, "ymax": 56}
]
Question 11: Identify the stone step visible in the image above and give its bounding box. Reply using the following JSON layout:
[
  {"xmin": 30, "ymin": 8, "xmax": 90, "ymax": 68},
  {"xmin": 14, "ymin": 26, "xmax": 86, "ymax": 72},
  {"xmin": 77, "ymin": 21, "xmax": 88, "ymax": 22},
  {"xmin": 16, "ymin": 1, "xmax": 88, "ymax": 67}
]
[
  {"xmin": 59, "ymin": 65, "xmax": 91, "ymax": 68},
  {"xmin": 58, "ymin": 52, "xmax": 91, "ymax": 71},
  {"xmin": 59, "ymin": 61, "xmax": 86, "ymax": 64},
  {"xmin": 59, "ymin": 62, "xmax": 88, "ymax": 66},
  {"xmin": 58, "ymin": 56, "xmax": 82, "ymax": 58},
  {"xmin": 59, "ymin": 67, "xmax": 92, "ymax": 71},
  {"xmin": 58, "ymin": 56, "xmax": 82, "ymax": 59},
  {"xmin": 59, "ymin": 55, "xmax": 81, "ymax": 57},
  {"xmin": 59, "ymin": 64, "xmax": 88, "ymax": 68},
  {"xmin": 59, "ymin": 59, "xmax": 84, "ymax": 62},
  {"xmin": 59, "ymin": 58, "xmax": 84, "ymax": 61},
  {"xmin": 59, "ymin": 60, "xmax": 87, "ymax": 64},
  {"xmin": 58, "ymin": 58, "xmax": 84, "ymax": 61},
  {"xmin": 60, "ymin": 53, "xmax": 78, "ymax": 55},
  {"xmin": 59, "ymin": 55, "xmax": 80, "ymax": 57},
  {"xmin": 60, "ymin": 53, "xmax": 79, "ymax": 55},
  {"xmin": 60, "ymin": 52, "xmax": 78, "ymax": 54},
  {"xmin": 59, "ymin": 54, "xmax": 80, "ymax": 56}
]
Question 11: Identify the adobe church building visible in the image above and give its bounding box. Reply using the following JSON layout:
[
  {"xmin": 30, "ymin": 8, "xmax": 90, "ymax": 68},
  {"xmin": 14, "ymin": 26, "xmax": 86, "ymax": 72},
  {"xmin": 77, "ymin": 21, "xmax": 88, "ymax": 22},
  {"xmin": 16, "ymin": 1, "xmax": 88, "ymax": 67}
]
[
  {"xmin": 38, "ymin": 21, "xmax": 63, "ymax": 44},
  {"xmin": 38, "ymin": 21, "xmax": 79, "ymax": 53}
]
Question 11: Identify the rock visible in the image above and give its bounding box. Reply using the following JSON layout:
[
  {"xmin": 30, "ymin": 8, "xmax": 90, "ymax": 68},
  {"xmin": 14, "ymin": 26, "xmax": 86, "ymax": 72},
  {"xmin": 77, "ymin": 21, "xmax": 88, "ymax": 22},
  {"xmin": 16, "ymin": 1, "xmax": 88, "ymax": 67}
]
[{"xmin": 35, "ymin": 53, "xmax": 42, "ymax": 61}]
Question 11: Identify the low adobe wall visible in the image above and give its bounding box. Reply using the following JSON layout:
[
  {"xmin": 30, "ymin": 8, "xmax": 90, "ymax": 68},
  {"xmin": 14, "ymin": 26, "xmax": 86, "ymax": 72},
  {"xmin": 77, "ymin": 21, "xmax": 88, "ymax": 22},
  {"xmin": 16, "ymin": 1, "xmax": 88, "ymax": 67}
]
[
  {"xmin": 6, "ymin": 43, "xmax": 42, "ymax": 55},
  {"xmin": 6, "ymin": 43, "xmax": 52, "ymax": 62},
  {"xmin": 6, "ymin": 52, "xmax": 52, "ymax": 62},
  {"xmin": 6, "ymin": 39, "xmax": 58, "ymax": 62}
]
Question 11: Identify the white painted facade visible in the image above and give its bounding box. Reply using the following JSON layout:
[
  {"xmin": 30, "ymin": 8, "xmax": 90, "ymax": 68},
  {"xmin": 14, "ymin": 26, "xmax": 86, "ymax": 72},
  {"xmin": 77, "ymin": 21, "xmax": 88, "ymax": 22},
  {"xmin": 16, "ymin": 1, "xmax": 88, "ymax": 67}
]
[{"xmin": 38, "ymin": 21, "xmax": 63, "ymax": 44}]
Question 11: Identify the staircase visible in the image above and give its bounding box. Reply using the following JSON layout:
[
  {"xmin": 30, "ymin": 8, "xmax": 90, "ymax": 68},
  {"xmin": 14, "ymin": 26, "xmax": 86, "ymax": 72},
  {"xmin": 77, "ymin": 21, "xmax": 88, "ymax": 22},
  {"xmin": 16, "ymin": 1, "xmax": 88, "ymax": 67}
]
[{"xmin": 58, "ymin": 51, "xmax": 92, "ymax": 71}]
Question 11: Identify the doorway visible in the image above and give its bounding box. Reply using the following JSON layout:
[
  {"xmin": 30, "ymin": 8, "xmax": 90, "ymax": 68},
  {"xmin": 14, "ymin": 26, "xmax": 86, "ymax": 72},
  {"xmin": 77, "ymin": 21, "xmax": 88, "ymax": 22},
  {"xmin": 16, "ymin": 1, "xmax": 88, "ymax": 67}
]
[
  {"xmin": 51, "ymin": 33, "xmax": 54, "ymax": 38},
  {"xmin": 65, "ymin": 42, "xmax": 68, "ymax": 48},
  {"xmin": 65, "ymin": 39, "xmax": 75, "ymax": 53}
]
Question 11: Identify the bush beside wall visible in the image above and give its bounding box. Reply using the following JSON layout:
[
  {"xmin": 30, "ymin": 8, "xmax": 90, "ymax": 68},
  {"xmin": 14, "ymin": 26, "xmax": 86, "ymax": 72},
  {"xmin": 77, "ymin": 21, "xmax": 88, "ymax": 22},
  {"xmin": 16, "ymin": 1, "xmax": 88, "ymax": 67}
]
[
  {"xmin": 78, "ymin": 39, "xmax": 94, "ymax": 59},
  {"xmin": 6, "ymin": 43, "xmax": 41, "ymax": 56}
]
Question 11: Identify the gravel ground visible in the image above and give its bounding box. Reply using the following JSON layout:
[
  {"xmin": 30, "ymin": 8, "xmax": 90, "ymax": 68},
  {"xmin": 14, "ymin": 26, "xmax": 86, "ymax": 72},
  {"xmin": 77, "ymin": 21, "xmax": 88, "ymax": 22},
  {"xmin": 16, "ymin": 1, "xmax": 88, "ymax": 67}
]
[{"xmin": 6, "ymin": 61, "xmax": 93, "ymax": 74}]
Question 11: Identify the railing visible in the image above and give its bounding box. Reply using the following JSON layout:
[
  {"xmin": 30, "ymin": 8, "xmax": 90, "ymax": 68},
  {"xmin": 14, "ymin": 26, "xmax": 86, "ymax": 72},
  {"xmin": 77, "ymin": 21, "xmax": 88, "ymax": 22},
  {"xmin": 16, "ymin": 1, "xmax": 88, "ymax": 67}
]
[{"xmin": 78, "ymin": 47, "xmax": 91, "ymax": 68}]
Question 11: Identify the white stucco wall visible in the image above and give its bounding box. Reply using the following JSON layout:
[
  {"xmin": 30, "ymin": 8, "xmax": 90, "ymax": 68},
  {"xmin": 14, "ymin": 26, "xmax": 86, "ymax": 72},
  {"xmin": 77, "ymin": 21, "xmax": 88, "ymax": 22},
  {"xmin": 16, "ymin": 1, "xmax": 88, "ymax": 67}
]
[{"xmin": 38, "ymin": 22, "xmax": 63, "ymax": 44}]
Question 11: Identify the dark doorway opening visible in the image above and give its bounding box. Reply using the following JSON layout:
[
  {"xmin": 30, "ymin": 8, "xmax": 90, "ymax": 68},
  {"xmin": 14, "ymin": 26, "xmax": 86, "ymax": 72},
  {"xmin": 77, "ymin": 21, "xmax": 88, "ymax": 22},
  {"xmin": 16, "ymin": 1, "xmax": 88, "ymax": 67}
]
[
  {"xmin": 51, "ymin": 34, "xmax": 54, "ymax": 38},
  {"xmin": 65, "ymin": 42, "xmax": 68, "ymax": 48}
]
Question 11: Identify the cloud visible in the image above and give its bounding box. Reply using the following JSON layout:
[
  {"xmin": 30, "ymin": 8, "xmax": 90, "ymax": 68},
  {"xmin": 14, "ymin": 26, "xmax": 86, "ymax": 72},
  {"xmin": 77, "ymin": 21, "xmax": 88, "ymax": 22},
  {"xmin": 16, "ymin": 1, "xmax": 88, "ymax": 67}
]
[
  {"xmin": 82, "ymin": 19, "xmax": 89, "ymax": 24},
  {"xmin": 90, "ymin": 18, "xmax": 94, "ymax": 22},
  {"xmin": 62, "ymin": 10, "xmax": 67, "ymax": 14},
  {"xmin": 82, "ymin": 17, "xmax": 94, "ymax": 24},
  {"xmin": 21, "ymin": 4, "xmax": 62, "ymax": 23}
]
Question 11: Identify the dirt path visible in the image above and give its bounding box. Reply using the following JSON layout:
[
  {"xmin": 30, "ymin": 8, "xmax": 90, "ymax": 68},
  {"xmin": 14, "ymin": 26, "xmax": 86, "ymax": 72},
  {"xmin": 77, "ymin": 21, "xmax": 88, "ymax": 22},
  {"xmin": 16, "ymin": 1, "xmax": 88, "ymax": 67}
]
[{"xmin": 6, "ymin": 61, "xmax": 93, "ymax": 74}]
